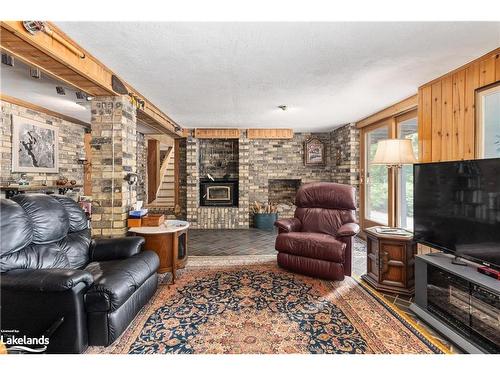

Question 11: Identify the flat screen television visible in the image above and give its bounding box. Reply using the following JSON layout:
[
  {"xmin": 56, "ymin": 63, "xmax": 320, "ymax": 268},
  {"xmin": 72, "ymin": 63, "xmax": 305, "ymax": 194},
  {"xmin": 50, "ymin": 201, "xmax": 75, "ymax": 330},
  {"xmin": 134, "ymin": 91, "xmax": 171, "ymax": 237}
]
[{"xmin": 414, "ymin": 158, "xmax": 500, "ymax": 270}]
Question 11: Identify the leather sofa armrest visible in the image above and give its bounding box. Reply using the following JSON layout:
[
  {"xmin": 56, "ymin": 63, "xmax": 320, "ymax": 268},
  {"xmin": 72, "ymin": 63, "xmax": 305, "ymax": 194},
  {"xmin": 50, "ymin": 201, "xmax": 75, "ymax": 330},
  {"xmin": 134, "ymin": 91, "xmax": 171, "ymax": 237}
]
[
  {"xmin": 1, "ymin": 268, "xmax": 93, "ymax": 292},
  {"xmin": 90, "ymin": 237, "xmax": 145, "ymax": 262},
  {"xmin": 274, "ymin": 218, "xmax": 302, "ymax": 233},
  {"xmin": 336, "ymin": 222, "xmax": 360, "ymax": 237}
]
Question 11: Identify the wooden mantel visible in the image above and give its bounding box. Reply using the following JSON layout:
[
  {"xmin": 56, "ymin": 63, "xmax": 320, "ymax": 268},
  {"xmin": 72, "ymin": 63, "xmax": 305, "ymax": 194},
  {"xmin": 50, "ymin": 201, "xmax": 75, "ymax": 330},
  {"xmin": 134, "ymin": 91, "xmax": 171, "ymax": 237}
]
[{"xmin": 0, "ymin": 21, "xmax": 183, "ymax": 138}]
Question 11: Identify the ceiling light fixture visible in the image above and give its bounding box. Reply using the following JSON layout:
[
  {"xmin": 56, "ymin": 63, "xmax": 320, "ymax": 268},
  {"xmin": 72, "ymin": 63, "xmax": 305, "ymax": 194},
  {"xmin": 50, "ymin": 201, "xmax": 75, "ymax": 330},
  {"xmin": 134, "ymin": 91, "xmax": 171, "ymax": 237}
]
[
  {"xmin": 56, "ymin": 86, "xmax": 66, "ymax": 95},
  {"xmin": 278, "ymin": 105, "xmax": 288, "ymax": 111},
  {"xmin": 22, "ymin": 21, "xmax": 86, "ymax": 59},
  {"xmin": 76, "ymin": 92, "xmax": 93, "ymax": 101},
  {"xmin": 30, "ymin": 67, "xmax": 41, "ymax": 79},
  {"xmin": 1, "ymin": 53, "xmax": 14, "ymax": 67}
]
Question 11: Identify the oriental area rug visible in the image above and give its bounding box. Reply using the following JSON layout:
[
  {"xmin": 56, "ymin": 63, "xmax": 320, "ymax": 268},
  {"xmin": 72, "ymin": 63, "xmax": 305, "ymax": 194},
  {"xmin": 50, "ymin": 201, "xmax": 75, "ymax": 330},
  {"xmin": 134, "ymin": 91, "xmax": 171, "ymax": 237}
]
[{"xmin": 87, "ymin": 256, "xmax": 449, "ymax": 354}]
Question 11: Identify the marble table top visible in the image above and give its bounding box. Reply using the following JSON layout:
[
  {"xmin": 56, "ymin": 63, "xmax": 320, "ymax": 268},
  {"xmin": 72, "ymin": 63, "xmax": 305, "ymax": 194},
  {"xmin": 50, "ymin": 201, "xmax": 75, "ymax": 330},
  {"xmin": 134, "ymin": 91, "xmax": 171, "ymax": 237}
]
[{"xmin": 128, "ymin": 220, "xmax": 190, "ymax": 234}]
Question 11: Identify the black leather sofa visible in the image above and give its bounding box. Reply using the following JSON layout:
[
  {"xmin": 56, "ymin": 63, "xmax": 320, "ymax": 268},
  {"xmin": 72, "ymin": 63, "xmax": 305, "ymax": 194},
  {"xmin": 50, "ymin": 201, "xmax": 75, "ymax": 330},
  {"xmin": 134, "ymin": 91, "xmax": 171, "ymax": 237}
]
[{"xmin": 0, "ymin": 194, "xmax": 160, "ymax": 353}]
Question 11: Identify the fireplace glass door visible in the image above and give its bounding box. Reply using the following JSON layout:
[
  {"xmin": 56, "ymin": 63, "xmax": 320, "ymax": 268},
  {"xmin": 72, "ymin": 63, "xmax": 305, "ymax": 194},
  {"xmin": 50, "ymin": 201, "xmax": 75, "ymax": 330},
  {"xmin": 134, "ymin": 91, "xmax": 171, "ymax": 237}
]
[{"xmin": 207, "ymin": 186, "xmax": 231, "ymax": 201}]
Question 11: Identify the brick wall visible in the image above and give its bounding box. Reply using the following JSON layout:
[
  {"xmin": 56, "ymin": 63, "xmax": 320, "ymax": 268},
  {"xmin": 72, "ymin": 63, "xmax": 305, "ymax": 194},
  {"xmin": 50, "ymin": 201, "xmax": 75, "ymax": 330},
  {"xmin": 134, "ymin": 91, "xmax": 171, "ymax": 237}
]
[
  {"xmin": 136, "ymin": 132, "xmax": 147, "ymax": 203},
  {"xmin": 183, "ymin": 125, "xmax": 360, "ymax": 229},
  {"xmin": 177, "ymin": 138, "xmax": 187, "ymax": 219},
  {"xmin": 247, "ymin": 132, "xmax": 332, "ymax": 222},
  {"xmin": 90, "ymin": 96, "xmax": 137, "ymax": 237},
  {"xmin": 0, "ymin": 100, "xmax": 86, "ymax": 189},
  {"xmin": 199, "ymin": 139, "xmax": 239, "ymax": 179},
  {"xmin": 329, "ymin": 123, "xmax": 360, "ymax": 209}
]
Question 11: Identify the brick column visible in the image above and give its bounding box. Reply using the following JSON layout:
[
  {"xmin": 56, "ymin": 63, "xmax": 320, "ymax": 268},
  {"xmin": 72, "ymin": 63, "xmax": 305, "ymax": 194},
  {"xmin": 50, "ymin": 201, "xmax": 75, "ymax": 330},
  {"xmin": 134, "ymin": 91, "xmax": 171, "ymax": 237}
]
[{"xmin": 90, "ymin": 96, "xmax": 137, "ymax": 237}]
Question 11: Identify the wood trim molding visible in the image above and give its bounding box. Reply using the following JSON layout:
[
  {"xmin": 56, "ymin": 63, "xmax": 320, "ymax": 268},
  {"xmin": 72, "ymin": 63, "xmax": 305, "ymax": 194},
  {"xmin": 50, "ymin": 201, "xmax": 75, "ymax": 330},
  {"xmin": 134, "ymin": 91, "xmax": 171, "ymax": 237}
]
[
  {"xmin": 147, "ymin": 139, "xmax": 160, "ymax": 204},
  {"xmin": 0, "ymin": 93, "xmax": 90, "ymax": 127},
  {"xmin": 247, "ymin": 128, "xmax": 294, "ymax": 139},
  {"xmin": 0, "ymin": 21, "xmax": 183, "ymax": 137},
  {"xmin": 194, "ymin": 128, "xmax": 241, "ymax": 139},
  {"xmin": 356, "ymin": 95, "xmax": 418, "ymax": 129}
]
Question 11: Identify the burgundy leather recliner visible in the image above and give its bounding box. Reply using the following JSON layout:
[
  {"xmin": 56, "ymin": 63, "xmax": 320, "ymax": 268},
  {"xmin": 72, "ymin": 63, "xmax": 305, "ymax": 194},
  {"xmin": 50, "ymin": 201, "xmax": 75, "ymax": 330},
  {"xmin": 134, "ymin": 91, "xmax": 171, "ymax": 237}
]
[{"xmin": 274, "ymin": 182, "xmax": 360, "ymax": 280}]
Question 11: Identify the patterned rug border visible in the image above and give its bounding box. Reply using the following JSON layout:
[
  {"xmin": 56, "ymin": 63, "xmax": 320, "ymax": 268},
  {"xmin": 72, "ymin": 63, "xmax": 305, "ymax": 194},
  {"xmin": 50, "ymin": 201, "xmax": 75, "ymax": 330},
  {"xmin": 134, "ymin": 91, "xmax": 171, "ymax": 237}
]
[{"xmin": 352, "ymin": 277, "xmax": 451, "ymax": 355}]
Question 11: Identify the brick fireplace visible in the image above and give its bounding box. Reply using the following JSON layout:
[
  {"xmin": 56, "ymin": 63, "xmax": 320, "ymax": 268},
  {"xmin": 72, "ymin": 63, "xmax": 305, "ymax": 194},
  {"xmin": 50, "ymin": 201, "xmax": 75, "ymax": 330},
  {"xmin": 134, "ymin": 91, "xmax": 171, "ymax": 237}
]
[
  {"xmin": 268, "ymin": 179, "xmax": 301, "ymax": 205},
  {"xmin": 183, "ymin": 124, "xmax": 360, "ymax": 229}
]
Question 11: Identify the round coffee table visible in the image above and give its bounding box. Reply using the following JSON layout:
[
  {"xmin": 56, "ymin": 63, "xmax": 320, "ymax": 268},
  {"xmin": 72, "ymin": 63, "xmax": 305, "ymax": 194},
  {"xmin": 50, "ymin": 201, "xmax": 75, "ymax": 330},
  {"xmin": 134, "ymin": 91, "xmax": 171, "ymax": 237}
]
[{"xmin": 129, "ymin": 220, "xmax": 190, "ymax": 283}]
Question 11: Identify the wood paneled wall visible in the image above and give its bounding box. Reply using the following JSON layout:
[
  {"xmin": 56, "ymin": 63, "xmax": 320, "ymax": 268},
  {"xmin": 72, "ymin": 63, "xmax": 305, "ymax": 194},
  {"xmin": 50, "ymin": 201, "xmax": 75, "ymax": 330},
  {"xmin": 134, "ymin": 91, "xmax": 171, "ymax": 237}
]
[
  {"xmin": 194, "ymin": 128, "xmax": 241, "ymax": 139},
  {"xmin": 247, "ymin": 128, "xmax": 294, "ymax": 139},
  {"xmin": 418, "ymin": 48, "xmax": 500, "ymax": 162}
]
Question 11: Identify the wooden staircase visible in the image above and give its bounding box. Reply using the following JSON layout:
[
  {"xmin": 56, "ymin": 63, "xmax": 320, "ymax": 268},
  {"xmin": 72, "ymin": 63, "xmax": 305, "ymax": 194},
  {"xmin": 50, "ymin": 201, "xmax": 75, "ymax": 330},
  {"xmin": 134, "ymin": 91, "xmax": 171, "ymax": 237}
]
[{"xmin": 148, "ymin": 147, "xmax": 175, "ymax": 208}]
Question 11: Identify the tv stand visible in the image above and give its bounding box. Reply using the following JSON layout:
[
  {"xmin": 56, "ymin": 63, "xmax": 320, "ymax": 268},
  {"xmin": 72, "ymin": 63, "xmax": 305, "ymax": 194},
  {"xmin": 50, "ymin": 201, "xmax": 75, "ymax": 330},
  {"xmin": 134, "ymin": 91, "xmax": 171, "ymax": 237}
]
[
  {"xmin": 451, "ymin": 256, "xmax": 468, "ymax": 266},
  {"xmin": 410, "ymin": 252, "xmax": 500, "ymax": 353}
]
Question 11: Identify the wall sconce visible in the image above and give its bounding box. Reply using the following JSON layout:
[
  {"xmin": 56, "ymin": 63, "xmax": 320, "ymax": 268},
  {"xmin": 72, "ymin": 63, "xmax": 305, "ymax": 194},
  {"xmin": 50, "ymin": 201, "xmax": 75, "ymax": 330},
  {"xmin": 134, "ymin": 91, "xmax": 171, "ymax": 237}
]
[
  {"xmin": 77, "ymin": 156, "xmax": 91, "ymax": 166},
  {"xmin": 124, "ymin": 173, "xmax": 139, "ymax": 186}
]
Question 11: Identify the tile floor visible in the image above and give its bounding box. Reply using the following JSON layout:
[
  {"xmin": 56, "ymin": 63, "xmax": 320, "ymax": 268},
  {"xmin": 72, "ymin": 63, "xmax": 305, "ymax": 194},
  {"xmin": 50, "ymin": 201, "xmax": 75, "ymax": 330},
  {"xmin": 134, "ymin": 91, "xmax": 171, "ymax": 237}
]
[{"xmin": 189, "ymin": 228, "xmax": 460, "ymax": 353}]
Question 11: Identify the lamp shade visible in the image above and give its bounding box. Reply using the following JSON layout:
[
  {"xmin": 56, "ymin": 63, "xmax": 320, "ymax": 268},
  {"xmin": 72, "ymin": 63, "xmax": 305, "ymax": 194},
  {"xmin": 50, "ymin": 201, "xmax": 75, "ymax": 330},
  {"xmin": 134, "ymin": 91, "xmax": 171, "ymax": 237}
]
[{"xmin": 371, "ymin": 139, "xmax": 417, "ymax": 166}]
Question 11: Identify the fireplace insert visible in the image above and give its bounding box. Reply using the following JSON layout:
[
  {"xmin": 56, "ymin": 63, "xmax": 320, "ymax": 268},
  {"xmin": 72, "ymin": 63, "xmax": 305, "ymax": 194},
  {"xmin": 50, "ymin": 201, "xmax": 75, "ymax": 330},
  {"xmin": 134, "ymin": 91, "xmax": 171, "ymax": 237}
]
[{"xmin": 200, "ymin": 178, "xmax": 239, "ymax": 207}]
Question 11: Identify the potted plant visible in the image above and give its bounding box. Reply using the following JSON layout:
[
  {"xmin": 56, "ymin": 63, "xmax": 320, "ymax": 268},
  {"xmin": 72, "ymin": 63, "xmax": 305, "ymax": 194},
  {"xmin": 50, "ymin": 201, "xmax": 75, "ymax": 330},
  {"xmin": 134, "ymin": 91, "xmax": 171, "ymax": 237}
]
[{"xmin": 251, "ymin": 201, "xmax": 278, "ymax": 231}]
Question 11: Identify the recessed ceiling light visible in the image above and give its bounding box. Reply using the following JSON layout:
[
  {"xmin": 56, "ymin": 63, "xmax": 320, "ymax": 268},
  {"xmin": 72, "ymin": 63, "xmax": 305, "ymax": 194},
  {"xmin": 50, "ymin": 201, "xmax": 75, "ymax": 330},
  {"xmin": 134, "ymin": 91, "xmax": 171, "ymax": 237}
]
[
  {"xmin": 56, "ymin": 86, "xmax": 66, "ymax": 95},
  {"xmin": 278, "ymin": 105, "xmax": 287, "ymax": 111},
  {"xmin": 86, "ymin": 96, "xmax": 94, "ymax": 101}
]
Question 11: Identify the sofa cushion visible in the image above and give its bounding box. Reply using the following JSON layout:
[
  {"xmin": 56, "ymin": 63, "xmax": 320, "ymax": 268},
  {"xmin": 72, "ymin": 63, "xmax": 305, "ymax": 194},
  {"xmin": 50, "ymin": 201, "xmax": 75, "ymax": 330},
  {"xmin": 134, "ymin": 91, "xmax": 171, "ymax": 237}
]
[
  {"xmin": 12, "ymin": 194, "xmax": 69, "ymax": 244},
  {"xmin": 83, "ymin": 251, "xmax": 159, "ymax": 313},
  {"xmin": 0, "ymin": 199, "xmax": 33, "ymax": 256},
  {"xmin": 275, "ymin": 232, "xmax": 346, "ymax": 263},
  {"xmin": 51, "ymin": 195, "xmax": 88, "ymax": 233}
]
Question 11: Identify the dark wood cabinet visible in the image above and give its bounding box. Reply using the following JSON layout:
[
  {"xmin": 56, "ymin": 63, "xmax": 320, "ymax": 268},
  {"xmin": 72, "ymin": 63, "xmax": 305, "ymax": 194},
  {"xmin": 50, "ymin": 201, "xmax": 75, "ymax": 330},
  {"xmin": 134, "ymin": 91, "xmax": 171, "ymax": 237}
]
[{"xmin": 361, "ymin": 227, "xmax": 416, "ymax": 295}]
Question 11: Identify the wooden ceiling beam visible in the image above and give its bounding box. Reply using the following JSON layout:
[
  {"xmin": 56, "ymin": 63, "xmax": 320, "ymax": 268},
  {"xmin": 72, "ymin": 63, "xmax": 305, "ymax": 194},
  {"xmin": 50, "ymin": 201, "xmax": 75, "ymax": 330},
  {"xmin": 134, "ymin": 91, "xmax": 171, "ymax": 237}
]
[{"xmin": 0, "ymin": 21, "xmax": 184, "ymax": 137}]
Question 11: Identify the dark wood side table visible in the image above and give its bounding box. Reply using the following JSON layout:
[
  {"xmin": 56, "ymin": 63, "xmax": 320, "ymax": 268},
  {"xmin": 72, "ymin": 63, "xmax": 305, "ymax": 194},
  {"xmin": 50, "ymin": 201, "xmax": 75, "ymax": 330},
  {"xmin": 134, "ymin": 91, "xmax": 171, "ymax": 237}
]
[{"xmin": 361, "ymin": 226, "xmax": 416, "ymax": 296}]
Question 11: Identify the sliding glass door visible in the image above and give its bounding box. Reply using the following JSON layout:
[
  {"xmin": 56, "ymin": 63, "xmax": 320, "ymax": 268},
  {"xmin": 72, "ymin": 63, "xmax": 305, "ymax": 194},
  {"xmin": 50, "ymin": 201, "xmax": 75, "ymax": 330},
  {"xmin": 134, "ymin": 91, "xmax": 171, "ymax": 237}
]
[
  {"xmin": 361, "ymin": 110, "xmax": 418, "ymax": 230},
  {"xmin": 397, "ymin": 113, "xmax": 418, "ymax": 230}
]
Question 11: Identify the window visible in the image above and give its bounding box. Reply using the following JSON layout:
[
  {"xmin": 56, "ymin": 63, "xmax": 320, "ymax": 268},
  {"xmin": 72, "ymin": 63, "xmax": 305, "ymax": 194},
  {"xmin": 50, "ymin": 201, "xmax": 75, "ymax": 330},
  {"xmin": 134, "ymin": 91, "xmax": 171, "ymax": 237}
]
[
  {"xmin": 365, "ymin": 125, "xmax": 390, "ymax": 225},
  {"xmin": 477, "ymin": 84, "xmax": 500, "ymax": 159},
  {"xmin": 397, "ymin": 114, "xmax": 418, "ymax": 230},
  {"xmin": 360, "ymin": 109, "xmax": 418, "ymax": 231}
]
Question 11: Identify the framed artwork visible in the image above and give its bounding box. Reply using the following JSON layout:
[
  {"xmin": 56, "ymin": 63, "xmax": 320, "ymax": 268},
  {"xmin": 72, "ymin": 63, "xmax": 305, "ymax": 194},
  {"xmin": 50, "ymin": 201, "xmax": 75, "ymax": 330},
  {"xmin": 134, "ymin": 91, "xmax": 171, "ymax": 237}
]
[
  {"xmin": 12, "ymin": 115, "xmax": 59, "ymax": 173},
  {"xmin": 304, "ymin": 137, "xmax": 326, "ymax": 165}
]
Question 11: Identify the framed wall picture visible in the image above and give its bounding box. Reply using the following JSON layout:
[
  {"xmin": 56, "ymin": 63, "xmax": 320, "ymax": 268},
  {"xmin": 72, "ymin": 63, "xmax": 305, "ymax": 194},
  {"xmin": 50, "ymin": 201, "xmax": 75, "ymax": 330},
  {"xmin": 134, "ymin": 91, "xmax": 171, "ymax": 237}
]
[
  {"xmin": 12, "ymin": 115, "xmax": 59, "ymax": 173},
  {"xmin": 304, "ymin": 137, "xmax": 326, "ymax": 165}
]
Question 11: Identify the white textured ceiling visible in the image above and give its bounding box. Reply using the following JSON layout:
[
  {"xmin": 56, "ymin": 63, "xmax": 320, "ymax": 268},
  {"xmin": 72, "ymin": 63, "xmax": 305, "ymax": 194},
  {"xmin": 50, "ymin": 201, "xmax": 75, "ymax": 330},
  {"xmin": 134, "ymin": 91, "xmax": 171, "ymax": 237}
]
[{"xmin": 22, "ymin": 23, "xmax": 500, "ymax": 130}]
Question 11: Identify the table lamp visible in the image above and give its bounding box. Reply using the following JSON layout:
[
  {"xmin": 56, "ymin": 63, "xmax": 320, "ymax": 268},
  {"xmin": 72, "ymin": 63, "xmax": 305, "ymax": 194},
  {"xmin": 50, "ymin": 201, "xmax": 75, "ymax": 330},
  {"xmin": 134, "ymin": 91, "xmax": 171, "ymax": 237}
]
[
  {"xmin": 371, "ymin": 139, "xmax": 417, "ymax": 231},
  {"xmin": 372, "ymin": 139, "xmax": 417, "ymax": 167}
]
